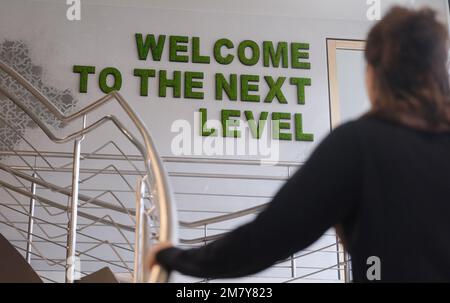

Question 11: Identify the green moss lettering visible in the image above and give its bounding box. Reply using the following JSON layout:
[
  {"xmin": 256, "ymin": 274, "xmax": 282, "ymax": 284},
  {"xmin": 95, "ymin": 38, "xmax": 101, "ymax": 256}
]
[
  {"xmin": 291, "ymin": 43, "xmax": 311, "ymax": 69},
  {"xmin": 99, "ymin": 67, "xmax": 122, "ymax": 93},
  {"xmin": 159, "ymin": 70, "xmax": 181, "ymax": 98},
  {"xmin": 264, "ymin": 76, "xmax": 287, "ymax": 103},
  {"xmin": 135, "ymin": 33, "xmax": 166, "ymax": 61},
  {"xmin": 199, "ymin": 108, "xmax": 217, "ymax": 136},
  {"xmin": 272, "ymin": 112, "xmax": 292, "ymax": 141},
  {"xmin": 185, "ymin": 71, "xmax": 204, "ymax": 99},
  {"xmin": 238, "ymin": 40, "xmax": 260, "ymax": 66},
  {"xmin": 192, "ymin": 37, "xmax": 210, "ymax": 64},
  {"xmin": 213, "ymin": 38, "xmax": 234, "ymax": 65},
  {"xmin": 290, "ymin": 77, "xmax": 311, "ymax": 104},
  {"xmin": 73, "ymin": 65, "xmax": 95, "ymax": 93},
  {"xmin": 263, "ymin": 41, "xmax": 288, "ymax": 68},
  {"xmin": 240, "ymin": 75, "xmax": 260, "ymax": 102},
  {"xmin": 245, "ymin": 111, "xmax": 268, "ymax": 139},
  {"xmin": 295, "ymin": 113, "xmax": 314, "ymax": 141},
  {"xmin": 169, "ymin": 36, "xmax": 189, "ymax": 63},
  {"xmin": 133, "ymin": 68, "xmax": 155, "ymax": 96},
  {"xmin": 215, "ymin": 73, "xmax": 237, "ymax": 101},
  {"xmin": 221, "ymin": 109, "xmax": 241, "ymax": 138}
]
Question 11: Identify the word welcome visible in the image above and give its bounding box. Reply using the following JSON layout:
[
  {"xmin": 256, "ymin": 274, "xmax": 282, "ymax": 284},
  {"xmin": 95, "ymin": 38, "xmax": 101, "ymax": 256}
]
[{"xmin": 135, "ymin": 34, "xmax": 311, "ymax": 68}]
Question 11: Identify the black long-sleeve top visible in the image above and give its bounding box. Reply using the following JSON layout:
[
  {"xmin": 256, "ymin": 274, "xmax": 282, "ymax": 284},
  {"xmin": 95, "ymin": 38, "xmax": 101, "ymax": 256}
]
[{"xmin": 156, "ymin": 116, "xmax": 450, "ymax": 282}]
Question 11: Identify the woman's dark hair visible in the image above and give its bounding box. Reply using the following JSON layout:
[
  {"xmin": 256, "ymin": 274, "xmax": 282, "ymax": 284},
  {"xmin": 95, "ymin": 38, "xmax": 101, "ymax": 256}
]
[{"xmin": 365, "ymin": 6, "xmax": 450, "ymax": 131}]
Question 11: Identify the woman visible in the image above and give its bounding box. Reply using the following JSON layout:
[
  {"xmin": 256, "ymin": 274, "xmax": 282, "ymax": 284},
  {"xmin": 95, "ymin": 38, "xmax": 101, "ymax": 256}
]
[{"xmin": 148, "ymin": 6, "xmax": 450, "ymax": 282}]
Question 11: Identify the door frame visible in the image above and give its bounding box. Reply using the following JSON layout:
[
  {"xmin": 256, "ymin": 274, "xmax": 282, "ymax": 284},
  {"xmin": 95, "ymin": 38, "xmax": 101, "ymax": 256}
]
[{"xmin": 326, "ymin": 39, "xmax": 366, "ymax": 129}]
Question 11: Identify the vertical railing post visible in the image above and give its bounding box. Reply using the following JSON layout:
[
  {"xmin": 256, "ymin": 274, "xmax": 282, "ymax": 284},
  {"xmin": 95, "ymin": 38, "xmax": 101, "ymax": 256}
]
[
  {"xmin": 343, "ymin": 250, "xmax": 351, "ymax": 282},
  {"xmin": 134, "ymin": 176, "xmax": 147, "ymax": 283},
  {"xmin": 287, "ymin": 167, "xmax": 297, "ymax": 279},
  {"xmin": 336, "ymin": 234, "xmax": 350, "ymax": 282},
  {"xmin": 25, "ymin": 173, "xmax": 37, "ymax": 264},
  {"xmin": 203, "ymin": 224, "xmax": 208, "ymax": 246},
  {"xmin": 290, "ymin": 255, "xmax": 297, "ymax": 278},
  {"xmin": 66, "ymin": 115, "xmax": 86, "ymax": 283},
  {"xmin": 203, "ymin": 224, "xmax": 209, "ymax": 283}
]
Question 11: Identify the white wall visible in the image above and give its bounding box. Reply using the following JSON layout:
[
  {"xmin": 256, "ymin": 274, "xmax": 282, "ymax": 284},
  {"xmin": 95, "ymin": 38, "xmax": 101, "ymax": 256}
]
[{"xmin": 0, "ymin": 0, "xmax": 448, "ymax": 283}]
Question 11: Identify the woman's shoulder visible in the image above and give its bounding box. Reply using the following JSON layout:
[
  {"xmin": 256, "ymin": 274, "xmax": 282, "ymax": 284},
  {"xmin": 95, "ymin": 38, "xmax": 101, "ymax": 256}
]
[
  {"xmin": 326, "ymin": 115, "xmax": 396, "ymax": 150},
  {"xmin": 334, "ymin": 115, "xmax": 396, "ymax": 136}
]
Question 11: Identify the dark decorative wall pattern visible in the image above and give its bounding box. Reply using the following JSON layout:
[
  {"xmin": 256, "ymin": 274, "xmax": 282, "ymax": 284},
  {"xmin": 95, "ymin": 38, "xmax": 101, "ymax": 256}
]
[{"xmin": 0, "ymin": 40, "xmax": 78, "ymax": 151}]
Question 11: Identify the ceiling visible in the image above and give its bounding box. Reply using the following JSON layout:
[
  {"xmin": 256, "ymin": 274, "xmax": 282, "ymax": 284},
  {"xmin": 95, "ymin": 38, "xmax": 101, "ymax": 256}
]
[{"xmin": 28, "ymin": 0, "xmax": 449, "ymax": 24}]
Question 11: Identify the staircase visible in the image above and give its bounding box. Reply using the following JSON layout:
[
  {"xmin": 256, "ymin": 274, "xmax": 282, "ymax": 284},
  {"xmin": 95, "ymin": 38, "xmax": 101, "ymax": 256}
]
[{"xmin": 0, "ymin": 60, "xmax": 177, "ymax": 282}]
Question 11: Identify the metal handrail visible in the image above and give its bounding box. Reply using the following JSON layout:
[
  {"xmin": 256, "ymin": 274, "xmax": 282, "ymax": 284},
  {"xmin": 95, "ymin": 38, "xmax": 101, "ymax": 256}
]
[
  {"xmin": 283, "ymin": 260, "xmax": 351, "ymax": 283},
  {"xmin": 0, "ymin": 207, "xmax": 134, "ymax": 272},
  {"xmin": 0, "ymin": 60, "xmax": 177, "ymax": 282},
  {"xmin": 0, "ymin": 150, "xmax": 304, "ymax": 167},
  {"xmin": 4, "ymin": 165, "xmax": 289, "ymax": 181},
  {"xmin": 0, "ymin": 160, "xmax": 267, "ymax": 244},
  {"xmin": 0, "ymin": 165, "xmax": 271, "ymax": 245},
  {"xmin": 0, "ymin": 178, "xmax": 134, "ymax": 232},
  {"xmin": 0, "ymin": 162, "xmax": 135, "ymax": 215},
  {"xmin": 179, "ymin": 204, "xmax": 267, "ymax": 228},
  {"xmin": 0, "ymin": 152, "xmax": 272, "ymax": 228},
  {"xmin": 0, "ymin": 158, "xmax": 267, "ymax": 244}
]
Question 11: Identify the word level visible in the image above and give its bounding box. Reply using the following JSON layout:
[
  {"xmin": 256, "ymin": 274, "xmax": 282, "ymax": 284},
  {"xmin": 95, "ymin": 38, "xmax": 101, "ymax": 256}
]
[{"xmin": 199, "ymin": 108, "xmax": 314, "ymax": 141}]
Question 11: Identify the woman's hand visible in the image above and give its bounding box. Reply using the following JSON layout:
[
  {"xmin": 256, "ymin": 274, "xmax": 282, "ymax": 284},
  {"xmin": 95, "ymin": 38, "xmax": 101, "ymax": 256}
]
[{"xmin": 146, "ymin": 242, "xmax": 173, "ymax": 271}]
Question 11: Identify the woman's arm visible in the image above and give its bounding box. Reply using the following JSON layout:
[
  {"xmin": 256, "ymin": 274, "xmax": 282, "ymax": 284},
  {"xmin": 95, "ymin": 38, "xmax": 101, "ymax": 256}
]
[{"xmin": 155, "ymin": 122, "xmax": 363, "ymax": 279}]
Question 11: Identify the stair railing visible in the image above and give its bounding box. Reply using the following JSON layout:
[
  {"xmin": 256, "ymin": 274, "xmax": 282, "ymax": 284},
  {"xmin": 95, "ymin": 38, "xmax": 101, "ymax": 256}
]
[{"xmin": 0, "ymin": 60, "xmax": 178, "ymax": 282}]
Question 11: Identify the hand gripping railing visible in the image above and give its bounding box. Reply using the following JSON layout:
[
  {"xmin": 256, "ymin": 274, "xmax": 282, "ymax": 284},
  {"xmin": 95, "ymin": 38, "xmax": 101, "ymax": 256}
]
[{"xmin": 0, "ymin": 60, "xmax": 178, "ymax": 282}]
